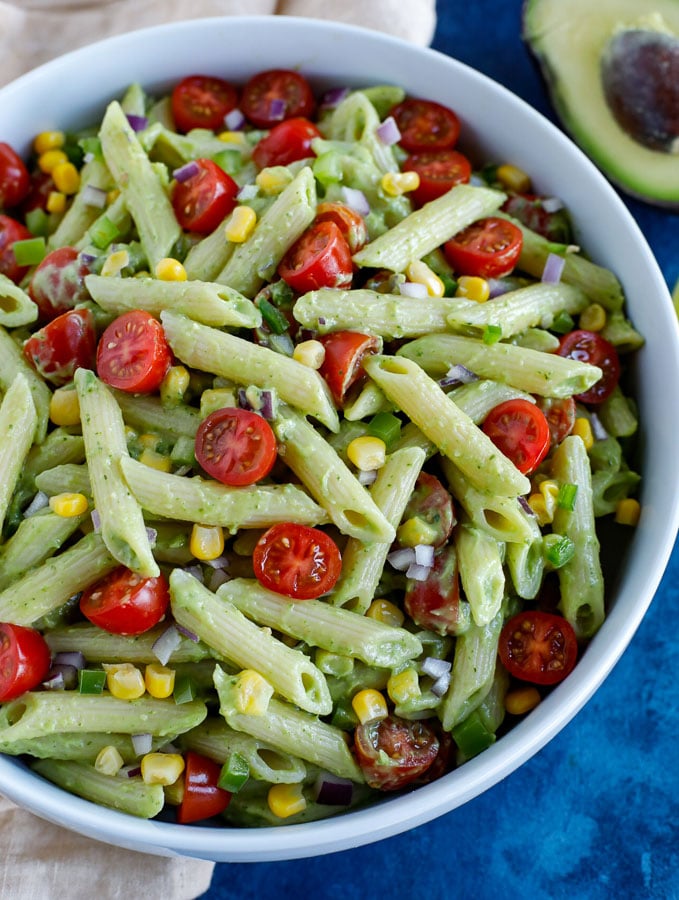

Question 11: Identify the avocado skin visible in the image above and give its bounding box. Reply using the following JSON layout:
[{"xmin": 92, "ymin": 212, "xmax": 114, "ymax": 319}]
[{"xmin": 523, "ymin": 0, "xmax": 679, "ymax": 208}]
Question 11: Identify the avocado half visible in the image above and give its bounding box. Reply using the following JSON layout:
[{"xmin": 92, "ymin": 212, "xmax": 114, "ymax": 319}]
[{"xmin": 523, "ymin": 0, "xmax": 679, "ymax": 207}]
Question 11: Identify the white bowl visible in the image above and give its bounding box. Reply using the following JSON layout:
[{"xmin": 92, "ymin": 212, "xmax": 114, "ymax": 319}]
[{"xmin": 1, "ymin": 15, "xmax": 678, "ymax": 863}]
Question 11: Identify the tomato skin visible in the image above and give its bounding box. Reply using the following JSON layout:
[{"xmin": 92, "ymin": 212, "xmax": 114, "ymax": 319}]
[
  {"xmin": 23, "ymin": 307, "xmax": 96, "ymax": 385},
  {"xmin": 253, "ymin": 523, "xmax": 342, "ymax": 600},
  {"xmin": 19, "ymin": 171, "xmax": 55, "ymax": 215},
  {"xmin": 171, "ymin": 75, "xmax": 238, "ymax": 133},
  {"xmin": 195, "ymin": 407, "xmax": 277, "ymax": 487},
  {"xmin": 317, "ymin": 331, "xmax": 380, "ymax": 406},
  {"xmin": 391, "ymin": 98, "xmax": 461, "ymax": 152},
  {"xmin": 241, "ymin": 69, "xmax": 315, "ymax": 128},
  {"xmin": 0, "ymin": 623, "xmax": 51, "ymax": 702},
  {"xmin": 482, "ymin": 399, "xmax": 551, "ymax": 475},
  {"xmin": 177, "ymin": 751, "xmax": 231, "ymax": 824},
  {"xmin": 502, "ymin": 193, "xmax": 573, "ymax": 244},
  {"xmin": 0, "ymin": 142, "xmax": 30, "ymax": 209},
  {"xmin": 314, "ymin": 202, "xmax": 368, "ymax": 253},
  {"xmin": 404, "ymin": 544, "xmax": 463, "ymax": 635},
  {"xmin": 80, "ymin": 568, "xmax": 170, "ymax": 636},
  {"xmin": 556, "ymin": 330, "xmax": 621, "ymax": 405},
  {"xmin": 0, "ymin": 214, "xmax": 32, "ymax": 283},
  {"xmin": 172, "ymin": 159, "xmax": 239, "ymax": 234},
  {"xmin": 537, "ymin": 396, "xmax": 576, "ymax": 446},
  {"xmin": 278, "ymin": 220, "xmax": 353, "ymax": 293},
  {"xmin": 253, "ymin": 118, "xmax": 321, "ymax": 169},
  {"xmin": 28, "ymin": 246, "xmax": 90, "ymax": 322},
  {"xmin": 403, "ymin": 149, "xmax": 472, "ymax": 206},
  {"xmin": 96, "ymin": 310, "xmax": 172, "ymax": 394},
  {"xmin": 444, "ymin": 216, "xmax": 523, "ymax": 279},
  {"xmin": 499, "ymin": 610, "xmax": 578, "ymax": 686},
  {"xmin": 354, "ymin": 714, "xmax": 440, "ymax": 790},
  {"xmin": 402, "ymin": 472, "xmax": 455, "ymax": 548}
]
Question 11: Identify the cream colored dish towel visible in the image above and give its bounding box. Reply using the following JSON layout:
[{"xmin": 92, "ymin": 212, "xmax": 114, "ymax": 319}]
[{"xmin": 0, "ymin": 4, "xmax": 436, "ymax": 896}]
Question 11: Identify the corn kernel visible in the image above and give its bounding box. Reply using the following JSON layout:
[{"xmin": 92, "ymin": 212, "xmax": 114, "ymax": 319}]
[
  {"xmin": 396, "ymin": 515, "xmax": 439, "ymax": 547},
  {"xmin": 141, "ymin": 752, "xmax": 185, "ymax": 786},
  {"xmin": 52, "ymin": 161, "xmax": 80, "ymax": 195},
  {"xmin": 505, "ymin": 686, "xmax": 541, "ymax": 716},
  {"xmin": 293, "ymin": 339, "xmax": 326, "ymax": 369},
  {"xmin": 456, "ymin": 275, "xmax": 490, "ymax": 303},
  {"xmin": 107, "ymin": 188, "xmax": 121, "ymax": 205},
  {"xmin": 139, "ymin": 448, "xmax": 172, "ymax": 473},
  {"xmin": 145, "ymin": 663, "xmax": 176, "ymax": 699},
  {"xmin": 190, "ymin": 524, "xmax": 224, "ymax": 561},
  {"xmin": 615, "ymin": 497, "xmax": 641, "ymax": 526},
  {"xmin": 33, "ymin": 130, "xmax": 65, "ymax": 155},
  {"xmin": 49, "ymin": 492, "xmax": 88, "ymax": 517},
  {"xmin": 100, "ymin": 248, "xmax": 130, "ymax": 277},
  {"xmin": 496, "ymin": 163, "xmax": 531, "ymax": 193},
  {"xmin": 200, "ymin": 387, "xmax": 239, "ymax": 418},
  {"xmin": 217, "ymin": 130, "xmax": 248, "ymax": 146},
  {"xmin": 366, "ymin": 598, "xmax": 405, "ymax": 627},
  {"xmin": 406, "ymin": 260, "xmax": 445, "ymax": 298},
  {"xmin": 49, "ymin": 387, "xmax": 80, "ymax": 426},
  {"xmin": 256, "ymin": 167, "xmax": 293, "ymax": 195},
  {"xmin": 351, "ymin": 688, "xmax": 388, "ymax": 725},
  {"xmin": 160, "ymin": 365, "xmax": 191, "ymax": 406},
  {"xmin": 46, "ymin": 191, "xmax": 67, "ymax": 214},
  {"xmin": 138, "ymin": 433, "xmax": 160, "ymax": 450},
  {"xmin": 38, "ymin": 148, "xmax": 68, "ymax": 173},
  {"xmin": 103, "ymin": 663, "xmax": 146, "ymax": 700},
  {"xmin": 233, "ymin": 669, "xmax": 274, "ymax": 716},
  {"xmin": 155, "ymin": 257, "xmax": 187, "ymax": 281},
  {"xmin": 347, "ymin": 435, "xmax": 387, "ymax": 472},
  {"xmin": 267, "ymin": 783, "xmax": 307, "ymax": 818},
  {"xmin": 579, "ymin": 303, "xmax": 607, "ymax": 332},
  {"xmin": 225, "ymin": 206, "xmax": 257, "ymax": 243},
  {"xmin": 387, "ymin": 668, "xmax": 421, "ymax": 705},
  {"xmin": 381, "ymin": 170, "xmax": 420, "ymax": 196},
  {"xmin": 94, "ymin": 745, "xmax": 125, "ymax": 776},
  {"xmin": 572, "ymin": 417, "xmax": 594, "ymax": 450},
  {"xmin": 527, "ymin": 493, "xmax": 550, "ymax": 527}
]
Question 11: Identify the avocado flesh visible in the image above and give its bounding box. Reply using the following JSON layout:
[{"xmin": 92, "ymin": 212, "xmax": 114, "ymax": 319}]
[{"xmin": 523, "ymin": 0, "xmax": 679, "ymax": 207}]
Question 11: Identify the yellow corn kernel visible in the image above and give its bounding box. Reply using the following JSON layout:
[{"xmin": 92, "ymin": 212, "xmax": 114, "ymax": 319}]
[
  {"xmin": 49, "ymin": 387, "xmax": 80, "ymax": 426},
  {"xmin": 141, "ymin": 752, "xmax": 185, "ymax": 786},
  {"xmin": 396, "ymin": 515, "xmax": 439, "ymax": 548},
  {"xmin": 579, "ymin": 303, "xmax": 607, "ymax": 332},
  {"xmin": 233, "ymin": 669, "xmax": 274, "ymax": 716},
  {"xmin": 347, "ymin": 435, "xmax": 387, "ymax": 472},
  {"xmin": 456, "ymin": 275, "xmax": 490, "ymax": 303},
  {"xmin": 217, "ymin": 130, "xmax": 248, "ymax": 146},
  {"xmin": 144, "ymin": 663, "xmax": 176, "ymax": 699},
  {"xmin": 496, "ymin": 163, "xmax": 531, "ymax": 194},
  {"xmin": 33, "ymin": 130, "xmax": 65, "ymax": 155},
  {"xmin": 527, "ymin": 493, "xmax": 550, "ymax": 527},
  {"xmin": 49, "ymin": 492, "xmax": 88, "ymax": 517},
  {"xmin": 160, "ymin": 365, "xmax": 191, "ymax": 408},
  {"xmin": 267, "ymin": 783, "xmax": 307, "ymax": 819},
  {"xmin": 107, "ymin": 188, "xmax": 121, "ymax": 205},
  {"xmin": 225, "ymin": 205, "xmax": 257, "ymax": 243},
  {"xmin": 52, "ymin": 161, "xmax": 80, "ymax": 195},
  {"xmin": 406, "ymin": 260, "xmax": 445, "ymax": 298},
  {"xmin": 164, "ymin": 774, "xmax": 185, "ymax": 806},
  {"xmin": 351, "ymin": 688, "xmax": 388, "ymax": 725},
  {"xmin": 103, "ymin": 663, "xmax": 146, "ymax": 700},
  {"xmin": 572, "ymin": 417, "xmax": 594, "ymax": 450},
  {"xmin": 615, "ymin": 497, "xmax": 641, "ymax": 526},
  {"xmin": 101, "ymin": 248, "xmax": 130, "ymax": 277},
  {"xmin": 94, "ymin": 745, "xmax": 125, "ymax": 777},
  {"xmin": 381, "ymin": 170, "xmax": 420, "ymax": 196},
  {"xmin": 528, "ymin": 479, "xmax": 559, "ymax": 526},
  {"xmin": 190, "ymin": 523, "xmax": 225, "ymax": 561},
  {"xmin": 387, "ymin": 667, "xmax": 421, "ymax": 705},
  {"xmin": 46, "ymin": 191, "xmax": 67, "ymax": 214},
  {"xmin": 200, "ymin": 387, "xmax": 239, "ymax": 417},
  {"xmin": 155, "ymin": 257, "xmax": 187, "ymax": 281},
  {"xmin": 366, "ymin": 598, "xmax": 405, "ymax": 628},
  {"xmin": 138, "ymin": 433, "xmax": 160, "ymax": 450},
  {"xmin": 38, "ymin": 148, "xmax": 68, "ymax": 173},
  {"xmin": 139, "ymin": 448, "xmax": 172, "ymax": 473},
  {"xmin": 293, "ymin": 339, "xmax": 326, "ymax": 369},
  {"xmin": 256, "ymin": 167, "xmax": 293, "ymax": 195},
  {"xmin": 505, "ymin": 685, "xmax": 541, "ymax": 716}
]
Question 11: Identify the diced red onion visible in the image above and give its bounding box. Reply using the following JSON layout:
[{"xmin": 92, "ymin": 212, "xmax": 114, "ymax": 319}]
[
  {"xmin": 340, "ymin": 186, "xmax": 370, "ymax": 216},
  {"xmin": 358, "ymin": 469, "xmax": 378, "ymax": 486},
  {"xmin": 488, "ymin": 278, "xmax": 512, "ymax": 299},
  {"xmin": 406, "ymin": 562, "xmax": 432, "ymax": 582},
  {"xmin": 203, "ymin": 554, "xmax": 229, "ymax": 570},
  {"xmin": 317, "ymin": 317, "xmax": 326, "ymax": 326},
  {"xmin": 542, "ymin": 196, "xmax": 564, "ymax": 213},
  {"xmin": 421, "ymin": 656, "xmax": 452, "ymax": 679},
  {"xmin": 541, "ymin": 253, "xmax": 565, "ymax": 284},
  {"xmin": 431, "ymin": 671, "xmax": 451, "ymax": 697},
  {"xmin": 589, "ymin": 412, "xmax": 608, "ymax": 441},
  {"xmin": 313, "ymin": 773, "xmax": 354, "ymax": 806},
  {"xmin": 46, "ymin": 663, "xmax": 79, "ymax": 690},
  {"xmin": 42, "ymin": 670, "xmax": 65, "ymax": 691},
  {"xmin": 90, "ymin": 508, "xmax": 101, "ymax": 532},
  {"xmin": 173, "ymin": 160, "xmax": 200, "ymax": 183},
  {"xmin": 224, "ymin": 108, "xmax": 245, "ymax": 130},
  {"xmin": 24, "ymin": 491, "xmax": 49, "ymax": 517},
  {"xmin": 399, "ymin": 282, "xmax": 428, "ymax": 300},
  {"xmin": 414, "ymin": 544, "xmax": 435, "ymax": 567},
  {"xmin": 151, "ymin": 624, "xmax": 182, "ymax": 665},
  {"xmin": 238, "ymin": 184, "xmax": 259, "ymax": 201},
  {"xmin": 376, "ymin": 116, "xmax": 401, "ymax": 146},
  {"xmin": 208, "ymin": 568, "xmax": 231, "ymax": 592},
  {"xmin": 173, "ymin": 465, "xmax": 191, "ymax": 477},
  {"xmin": 387, "ymin": 547, "xmax": 416, "ymax": 571},
  {"xmin": 126, "ymin": 114, "xmax": 148, "ymax": 132},
  {"xmin": 439, "ymin": 363, "xmax": 479, "ymax": 388},
  {"xmin": 518, "ymin": 495, "xmax": 536, "ymax": 517},
  {"xmin": 131, "ymin": 732, "xmax": 153, "ymax": 756},
  {"xmin": 81, "ymin": 184, "xmax": 107, "ymax": 209},
  {"xmin": 320, "ymin": 86, "xmax": 350, "ymax": 109},
  {"xmin": 79, "ymin": 251, "xmax": 98, "ymax": 267},
  {"xmin": 237, "ymin": 388, "xmax": 252, "ymax": 411},
  {"xmin": 183, "ymin": 565, "xmax": 204, "ymax": 583},
  {"xmin": 259, "ymin": 390, "xmax": 275, "ymax": 421},
  {"xmin": 54, "ymin": 651, "xmax": 86, "ymax": 671},
  {"xmin": 469, "ymin": 174, "xmax": 486, "ymax": 187},
  {"xmin": 121, "ymin": 764, "xmax": 142, "ymax": 778},
  {"xmin": 268, "ymin": 98, "xmax": 286, "ymax": 121},
  {"xmin": 146, "ymin": 526, "xmax": 157, "ymax": 545},
  {"xmin": 175, "ymin": 623, "xmax": 200, "ymax": 643}
]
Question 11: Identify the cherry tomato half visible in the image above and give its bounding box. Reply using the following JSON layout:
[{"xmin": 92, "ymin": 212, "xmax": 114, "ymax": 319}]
[
  {"xmin": 171, "ymin": 75, "xmax": 238, "ymax": 133},
  {"xmin": 404, "ymin": 544, "xmax": 463, "ymax": 636},
  {"xmin": 403, "ymin": 149, "xmax": 472, "ymax": 206},
  {"xmin": 19, "ymin": 171, "xmax": 55, "ymax": 216},
  {"xmin": 172, "ymin": 158, "xmax": 239, "ymax": 234},
  {"xmin": 444, "ymin": 216, "xmax": 523, "ymax": 279},
  {"xmin": 28, "ymin": 246, "xmax": 90, "ymax": 322},
  {"xmin": 96, "ymin": 310, "xmax": 172, "ymax": 394},
  {"xmin": 252, "ymin": 523, "xmax": 342, "ymax": 600},
  {"xmin": 402, "ymin": 472, "xmax": 455, "ymax": 548},
  {"xmin": 317, "ymin": 330, "xmax": 380, "ymax": 406},
  {"xmin": 482, "ymin": 398, "xmax": 551, "ymax": 475},
  {"xmin": 556, "ymin": 330, "xmax": 621, "ymax": 405},
  {"xmin": 278, "ymin": 220, "xmax": 353, "ymax": 293},
  {"xmin": 24, "ymin": 307, "xmax": 97, "ymax": 385},
  {"xmin": 537, "ymin": 396, "xmax": 576, "ymax": 446},
  {"xmin": 391, "ymin": 98, "xmax": 461, "ymax": 153},
  {"xmin": 0, "ymin": 623, "xmax": 51, "ymax": 702},
  {"xmin": 253, "ymin": 117, "xmax": 321, "ymax": 169},
  {"xmin": 354, "ymin": 714, "xmax": 440, "ymax": 790},
  {"xmin": 498, "ymin": 610, "xmax": 578, "ymax": 686},
  {"xmin": 241, "ymin": 69, "xmax": 315, "ymax": 128},
  {"xmin": 0, "ymin": 213, "xmax": 32, "ymax": 283},
  {"xmin": 195, "ymin": 407, "xmax": 277, "ymax": 487},
  {"xmin": 178, "ymin": 751, "xmax": 231, "ymax": 824},
  {"xmin": 0, "ymin": 142, "xmax": 30, "ymax": 209},
  {"xmin": 314, "ymin": 202, "xmax": 368, "ymax": 253},
  {"xmin": 79, "ymin": 568, "xmax": 170, "ymax": 636}
]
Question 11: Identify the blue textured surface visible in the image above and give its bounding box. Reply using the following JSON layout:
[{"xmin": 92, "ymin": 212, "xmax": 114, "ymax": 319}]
[{"xmin": 205, "ymin": 4, "xmax": 679, "ymax": 897}]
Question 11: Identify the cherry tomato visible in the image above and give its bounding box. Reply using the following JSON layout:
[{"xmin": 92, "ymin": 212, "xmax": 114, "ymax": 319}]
[
  {"xmin": 402, "ymin": 472, "xmax": 455, "ymax": 548},
  {"xmin": 317, "ymin": 330, "xmax": 380, "ymax": 406},
  {"xmin": 482, "ymin": 399, "xmax": 551, "ymax": 475},
  {"xmin": 172, "ymin": 158, "xmax": 239, "ymax": 234},
  {"xmin": 354, "ymin": 714, "xmax": 440, "ymax": 790},
  {"xmin": 404, "ymin": 544, "xmax": 463, "ymax": 635},
  {"xmin": 444, "ymin": 216, "xmax": 523, "ymax": 279},
  {"xmin": 96, "ymin": 310, "xmax": 172, "ymax": 394},
  {"xmin": 240, "ymin": 69, "xmax": 315, "ymax": 128},
  {"xmin": 403, "ymin": 149, "xmax": 472, "ymax": 206},
  {"xmin": 0, "ymin": 623, "xmax": 51, "ymax": 702},
  {"xmin": 0, "ymin": 142, "xmax": 30, "ymax": 208},
  {"xmin": 556, "ymin": 330, "xmax": 621, "ymax": 405},
  {"xmin": 314, "ymin": 202, "xmax": 368, "ymax": 253},
  {"xmin": 537, "ymin": 396, "xmax": 576, "ymax": 446},
  {"xmin": 28, "ymin": 246, "xmax": 90, "ymax": 322},
  {"xmin": 19, "ymin": 171, "xmax": 54, "ymax": 215},
  {"xmin": 171, "ymin": 75, "xmax": 238, "ymax": 133},
  {"xmin": 79, "ymin": 567, "xmax": 170, "ymax": 636},
  {"xmin": 501, "ymin": 193, "xmax": 573, "ymax": 244},
  {"xmin": 23, "ymin": 307, "xmax": 96, "ymax": 385},
  {"xmin": 498, "ymin": 610, "xmax": 578, "ymax": 686},
  {"xmin": 195, "ymin": 407, "xmax": 277, "ymax": 486},
  {"xmin": 253, "ymin": 117, "xmax": 321, "ymax": 169},
  {"xmin": 0, "ymin": 213, "xmax": 32, "ymax": 283},
  {"xmin": 177, "ymin": 751, "xmax": 231, "ymax": 824},
  {"xmin": 391, "ymin": 98, "xmax": 461, "ymax": 152},
  {"xmin": 278, "ymin": 220, "xmax": 353, "ymax": 293},
  {"xmin": 252, "ymin": 523, "xmax": 342, "ymax": 600}
]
